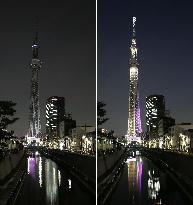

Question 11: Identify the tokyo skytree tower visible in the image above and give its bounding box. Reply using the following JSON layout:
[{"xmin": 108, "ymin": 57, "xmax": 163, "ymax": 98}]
[
  {"xmin": 28, "ymin": 26, "xmax": 42, "ymax": 138},
  {"xmin": 127, "ymin": 17, "xmax": 142, "ymax": 140}
]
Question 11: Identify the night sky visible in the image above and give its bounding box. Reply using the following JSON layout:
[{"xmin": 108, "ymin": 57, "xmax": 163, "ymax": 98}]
[
  {"xmin": 98, "ymin": 0, "xmax": 193, "ymax": 136},
  {"xmin": 0, "ymin": 1, "xmax": 96, "ymax": 136}
]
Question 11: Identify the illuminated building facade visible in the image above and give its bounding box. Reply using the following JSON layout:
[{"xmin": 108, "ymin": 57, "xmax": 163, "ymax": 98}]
[
  {"xmin": 127, "ymin": 17, "xmax": 142, "ymax": 140},
  {"xmin": 71, "ymin": 126, "xmax": 95, "ymax": 153},
  {"xmin": 169, "ymin": 123, "xmax": 193, "ymax": 151},
  {"xmin": 146, "ymin": 95, "xmax": 165, "ymax": 137},
  {"xmin": 28, "ymin": 27, "xmax": 42, "ymax": 138},
  {"xmin": 46, "ymin": 96, "xmax": 65, "ymax": 140}
]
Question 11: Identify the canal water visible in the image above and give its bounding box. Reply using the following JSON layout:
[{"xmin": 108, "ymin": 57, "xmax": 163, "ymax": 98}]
[
  {"xmin": 15, "ymin": 151, "xmax": 93, "ymax": 205},
  {"xmin": 110, "ymin": 151, "xmax": 191, "ymax": 205}
]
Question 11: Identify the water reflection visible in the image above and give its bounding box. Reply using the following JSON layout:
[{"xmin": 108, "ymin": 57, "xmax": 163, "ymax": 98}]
[
  {"xmin": 58, "ymin": 170, "xmax": 61, "ymax": 187},
  {"xmin": 27, "ymin": 157, "xmax": 35, "ymax": 177},
  {"xmin": 147, "ymin": 169, "xmax": 161, "ymax": 204},
  {"xmin": 68, "ymin": 179, "xmax": 72, "ymax": 189},
  {"xmin": 127, "ymin": 154, "xmax": 163, "ymax": 204},
  {"xmin": 127, "ymin": 156, "xmax": 143, "ymax": 204},
  {"xmin": 45, "ymin": 160, "xmax": 59, "ymax": 205},
  {"xmin": 122, "ymin": 151, "xmax": 189, "ymax": 205},
  {"xmin": 26, "ymin": 151, "xmax": 72, "ymax": 205},
  {"xmin": 39, "ymin": 156, "xmax": 42, "ymax": 187},
  {"xmin": 16, "ymin": 150, "xmax": 93, "ymax": 205}
]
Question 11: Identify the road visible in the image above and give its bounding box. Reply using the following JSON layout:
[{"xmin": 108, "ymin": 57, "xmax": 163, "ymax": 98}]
[
  {"xmin": 15, "ymin": 151, "xmax": 93, "ymax": 205},
  {"xmin": 109, "ymin": 151, "xmax": 191, "ymax": 205}
]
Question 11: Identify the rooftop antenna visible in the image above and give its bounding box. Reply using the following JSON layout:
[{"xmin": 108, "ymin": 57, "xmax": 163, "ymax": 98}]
[{"xmin": 34, "ymin": 16, "xmax": 39, "ymax": 44}]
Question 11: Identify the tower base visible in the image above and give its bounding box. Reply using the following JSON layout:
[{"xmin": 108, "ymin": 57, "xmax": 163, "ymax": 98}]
[{"xmin": 125, "ymin": 134, "xmax": 141, "ymax": 145}]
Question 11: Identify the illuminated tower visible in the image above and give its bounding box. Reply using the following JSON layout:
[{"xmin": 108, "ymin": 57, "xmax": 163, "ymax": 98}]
[
  {"xmin": 28, "ymin": 25, "xmax": 42, "ymax": 138},
  {"xmin": 127, "ymin": 17, "xmax": 142, "ymax": 141}
]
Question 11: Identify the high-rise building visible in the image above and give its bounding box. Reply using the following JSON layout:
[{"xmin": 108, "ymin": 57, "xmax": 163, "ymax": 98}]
[
  {"xmin": 65, "ymin": 113, "xmax": 76, "ymax": 136},
  {"xmin": 127, "ymin": 17, "xmax": 142, "ymax": 141},
  {"xmin": 46, "ymin": 96, "xmax": 65, "ymax": 140},
  {"xmin": 28, "ymin": 25, "xmax": 42, "ymax": 138},
  {"xmin": 158, "ymin": 116, "xmax": 175, "ymax": 137},
  {"xmin": 146, "ymin": 95, "xmax": 165, "ymax": 137}
]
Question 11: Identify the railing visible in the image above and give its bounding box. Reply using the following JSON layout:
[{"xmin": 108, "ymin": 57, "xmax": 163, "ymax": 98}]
[
  {"xmin": 0, "ymin": 151, "xmax": 27, "ymax": 205},
  {"xmin": 97, "ymin": 148, "xmax": 127, "ymax": 205},
  {"xmin": 6, "ymin": 169, "xmax": 26, "ymax": 205}
]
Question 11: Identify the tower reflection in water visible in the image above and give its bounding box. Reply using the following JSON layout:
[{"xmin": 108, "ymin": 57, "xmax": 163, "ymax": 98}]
[
  {"xmin": 45, "ymin": 160, "xmax": 59, "ymax": 205},
  {"xmin": 127, "ymin": 152, "xmax": 162, "ymax": 205},
  {"xmin": 127, "ymin": 153, "xmax": 142, "ymax": 204},
  {"xmin": 27, "ymin": 151, "xmax": 72, "ymax": 205}
]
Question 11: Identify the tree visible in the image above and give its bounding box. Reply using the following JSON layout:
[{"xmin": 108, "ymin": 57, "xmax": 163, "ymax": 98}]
[
  {"xmin": 97, "ymin": 101, "xmax": 109, "ymax": 126},
  {"xmin": 0, "ymin": 101, "xmax": 19, "ymax": 141},
  {"xmin": 107, "ymin": 130, "xmax": 114, "ymax": 138},
  {"xmin": 97, "ymin": 102, "xmax": 115, "ymax": 138}
]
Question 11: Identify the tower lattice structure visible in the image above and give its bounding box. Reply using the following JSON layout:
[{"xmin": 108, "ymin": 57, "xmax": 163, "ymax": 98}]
[
  {"xmin": 127, "ymin": 17, "xmax": 142, "ymax": 139},
  {"xmin": 28, "ymin": 29, "xmax": 42, "ymax": 138}
]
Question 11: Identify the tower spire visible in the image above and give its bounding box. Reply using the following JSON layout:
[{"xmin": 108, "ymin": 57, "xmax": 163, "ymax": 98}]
[
  {"xmin": 130, "ymin": 16, "xmax": 138, "ymax": 64},
  {"xmin": 32, "ymin": 17, "xmax": 39, "ymax": 58},
  {"xmin": 132, "ymin": 16, "xmax": 136, "ymax": 38}
]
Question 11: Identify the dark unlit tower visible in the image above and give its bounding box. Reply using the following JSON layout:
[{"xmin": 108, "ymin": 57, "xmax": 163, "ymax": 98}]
[{"xmin": 28, "ymin": 24, "xmax": 42, "ymax": 138}]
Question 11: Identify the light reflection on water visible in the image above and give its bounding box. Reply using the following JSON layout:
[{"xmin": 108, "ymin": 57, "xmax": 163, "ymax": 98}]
[
  {"xmin": 147, "ymin": 169, "xmax": 161, "ymax": 203},
  {"xmin": 127, "ymin": 156, "xmax": 143, "ymax": 203},
  {"xmin": 111, "ymin": 152, "xmax": 189, "ymax": 205},
  {"xmin": 58, "ymin": 170, "xmax": 61, "ymax": 187},
  {"xmin": 39, "ymin": 156, "xmax": 42, "ymax": 187},
  {"xmin": 127, "ymin": 155, "xmax": 162, "ymax": 204},
  {"xmin": 45, "ymin": 160, "xmax": 59, "ymax": 205},
  {"xmin": 27, "ymin": 157, "xmax": 35, "ymax": 177},
  {"xmin": 16, "ymin": 151, "xmax": 93, "ymax": 205},
  {"xmin": 27, "ymin": 151, "xmax": 72, "ymax": 205}
]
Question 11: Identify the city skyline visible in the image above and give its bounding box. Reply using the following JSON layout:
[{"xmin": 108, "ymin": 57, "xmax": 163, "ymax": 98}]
[
  {"xmin": 0, "ymin": 1, "xmax": 96, "ymax": 136},
  {"xmin": 98, "ymin": 0, "xmax": 193, "ymax": 136}
]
